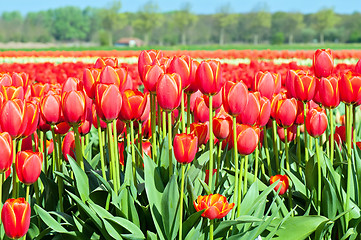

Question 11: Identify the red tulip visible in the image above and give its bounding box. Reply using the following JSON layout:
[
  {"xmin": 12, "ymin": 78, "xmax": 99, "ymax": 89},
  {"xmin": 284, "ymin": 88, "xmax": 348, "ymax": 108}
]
[
  {"xmin": 62, "ymin": 77, "xmax": 82, "ymax": 93},
  {"xmin": 167, "ymin": 55, "xmax": 192, "ymax": 90},
  {"xmin": 277, "ymin": 125, "xmax": 297, "ymax": 143},
  {"xmin": 188, "ymin": 90, "xmax": 203, "ymax": 112},
  {"xmin": 285, "ymin": 70, "xmax": 307, "ymax": 98},
  {"xmin": 21, "ymin": 100, "xmax": 40, "ymax": 138},
  {"xmin": 270, "ymin": 92, "xmax": 287, "ymax": 119},
  {"xmin": 173, "ymin": 133, "xmax": 198, "ymax": 164},
  {"xmin": 118, "ymin": 90, "xmax": 147, "ymax": 122},
  {"xmin": 40, "ymin": 93, "xmax": 62, "ymax": 125},
  {"xmin": 356, "ymin": 59, "xmax": 361, "ymax": 74},
  {"xmin": 143, "ymin": 63, "xmax": 165, "ymax": 93},
  {"xmin": 184, "ymin": 59, "xmax": 200, "ymax": 94},
  {"xmin": 0, "ymin": 132, "xmax": 13, "ymax": 173},
  {"xmin": 62, "ymin": 90, "xmax": 86, "ymax": 125},
  {"xmin": 95, "ymin": 83, "xmax": 122, "ymax": 122},
  {"xmin": 306, "ymin": 107, "xmax": 328, "ymax": 138},
  {"xmin": 222, "ymin": 80, "xmax": 248, "ymax": 116},
  {"xmin": 339, "ymin": 71, "xmax": 361, "ymax": 105},
  {"xmin": 196, "ymin": 60, "xmax": 225, "ymax": 96},
  {"xmin": 318, "ymin": 76, "xmax": 340, "ymax": 108},
  {"xmin": 1, "ymin": 198, "xmax": 31, "ymax": 239},
  {"xmin": 258, "ymin": 96, "xmax": 271, "ymax": 127},
  {"xmin": 213, "ymin": 114, "xmax": 232, "ymax": 140},
  {"xmin": 53, "ymin": 122, "xmax": 71, "ymax": 135},
  {"xmin": 0, "ymin": 99, "xmax": 28, "ymax": 139},
  {"xmin": 193, "ymin": 96, "xmax": 209, "ymax": 123},
  {"xmin": 270, "ymin": 174, "xmax": 289, "ymax": 195},
  {"xmin": 156, "ymin": 73, "xmax": 182, "ymax": 111},
  {"xmin": 204, "ymin": 90, "xmax": 222, "ymax": 110},
  {"xmin": 62, "ymin": 131, "xmax": 76, "ymax": 162},
  {"xmin": 94, "ymin": 57, "xmax": 118, "ymax": 68},
  {"xmin": 16, "ymin": 151, "xmax": 43, "ymax": 185},
  {"xmin": 313, "ymin": 49, "xmax": 333, "ymax": 78},
  {"xmin": 83, "ymin": 68, "xmax": 101, "ymax": 99},
  {"xmin": 275, "ymin": 98, "xmax": 298, "ymax": 128},
  {"xmin": 21, "ymin": 132, "xmax": 39, "ymax": 152},
  {"xmin": 194, "ymin": 194, "xmax": 234, "ymax": 220},
  {"xmin": 138, "ymin": 50, "xmax": 163, "ymax": 82},
  {"xmin": 254, "ymin": 71, "xmax": 281, "ymax": 99},
  {"xmin": 190, "ymin": 122, "xmax": 209, "ymax": 146},
  {"xmin": 99, "ymin": 66, "xmax": 128, "ymax": 92},
  {"xmin": 294, "ymin": 73, "xmax": 317, "ymax": 102},
  {"xmin": 236, "ymin": 124, "xmax": 259, "ymax": 155},
  {"xmin": 79, "ymin": 96, "xmax": 93, "ymax": 135},
  {"xmin": 31, "ymin": 82, "xmax": 50, "ymax": 98},
  {"xmin": 1, "ymin": 86, "xmax": 25, "ymax": 100},
  {"xmin": 237, "ymin": 92, "xmax": 260, "ymax": 126}
]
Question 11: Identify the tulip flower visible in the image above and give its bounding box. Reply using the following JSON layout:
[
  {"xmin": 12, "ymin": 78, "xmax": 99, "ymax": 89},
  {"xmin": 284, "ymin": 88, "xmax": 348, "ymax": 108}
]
[
  {"xmin": 1, "ymin": 198, "xmax": 31, "ymax": 239},
  {"xmin": 62, "ymin": 131, "xmax": 76, "ymax": 162},
  {"xmin": 253, "ymin": 71, "xmax": 281, "ymax": 99},
  {"xmin": 99, "ymin": 66, "xmax": 129, "ymax": 92},
  {"xmin": 167, "ymin": 55, "xmax": 192, "ymax": 90},
  {"xmin": 173, "ymin": 133, "xmax": 198, "ymax": 164},
  {"xmin": 21, "ymin": 100, "xmax": 40, "ymax": 138},
  {"xmin": 62, "ymin": 90, "xmax": 86, "ymax": 125},
  {"xmin": 0, "ymin": 132, "xmax": 13, "ymax": 173},
  {"xmin": 306, "ymin": 107, "xmax": 328, "ymax": 138},
  {"xmin": 184, "ymin": 59, "xmax": 200, "ymax": 94},
  {"xmin": 1, "ymin": 86, "xmax": 25, "ymax": 100},
  {"xmin": 237, "ymin": 92, "xmax": 260, "ymax": 126},
  {"xmin": 21, "ymin": 132, "xmax": 39, "ymax": 152},
  {"xmin": 95, "ymin": 83, "xmax": 122, "ymax": 122},
  {"xmin": 274, "ymin": 98, "xmax": 298, "ymax": 128},
  {"xmin": 62, "ymin": 77, "xmax": 83, "ymax": 93},
  {"xmin": 222, "ymin": 80, "xmax": 248, "ymax": 116},
  {"xmin": 143, "ymin": 63, "xmax": 165, "ymax": 93},
  {"xmin": 236, "ymin": 124, "xmax": 259, "ymax": 155},
  {"xmin": 40, "ymin": 93, "xmax": 62, "ymax": 125},
  {"xmin": 118, "ymin": 90, "xmax": 147, "ymax": 122},
  {"xmin": 317, "ymin": 76, "xmax": 340, "ymax": 108},
  {"xmin": 83, "ymin": 68, "xmax": 101, "ymax": 99},
  {"xmin": 16, "ymin": 151, "xmax": 43, "ymax": 185},
  {"xmin": 213, "ymin": 114, "xmax": 232, "ymax": 140},
  {"xmin": 194, "ymin": 194, "xmax": 235, "ymax": 220},
  {"xmin": 31, "ymin": 82, "xmax": 50, "ymax": 98},
  {"xmin": 294, "ymin": 73, "xmax": 317, "ymax": 102},
  {"xmin": 138, "ymin": 50, "xmax": 163, "ymax": 82},
  {"xmin": 270, "ymin": 174, "xmax": 289, "ymax": 195},
  {"xmin": 258, "ymin": 96, "xmax": 271, "ymax": 127},
  {"xmin": 204, "ymin": 91, "xmax": 223, "ymax": 110},
  {"xmin": 193, "ymin": 96, "xmax": 209, "ymax": 123},
  {"xmin": 277, "ymin": 125, "xmax": 297, "ymax": 143},
  {"xmin": 196, "ymin": 60, "xmax": 225, "ymax": 96},
  {"xmin": 339, "ymin": 71, "xmax": 361, "ymax": 105},
  {"xmin": 156, "ymin": 73, "xmax": 182, "ymax": 111},
  {"xmin": 190, "ymin": 122, "xmax": 209, "ymax": 146},
  {"xmin": 313, "ymin": 49, "xmax": 333, "ymax": 78},
  {"xmin": 0, "ymin": 99, "xmax": 28, "ymax": 139},
  {"xmin": 356, "ymin": 59, "xmax": 361, "ymax": 74},
  {"xmin": 94, "ymin": 57, "xmax": 118, "ymax": 68}
]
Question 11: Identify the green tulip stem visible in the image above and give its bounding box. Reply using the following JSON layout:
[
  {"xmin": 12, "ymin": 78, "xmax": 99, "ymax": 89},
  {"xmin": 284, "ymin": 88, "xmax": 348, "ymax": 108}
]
[
  {"xmin": 107, "ymin": 122, "xmax": 118, "ymax": 193},
  {"xmin": 296, "ymin": 125, "xmax": 302, "ymax": 176},
  {"xmin": 259, "ymin": 141, "xmax": 266, "ymax": 176},
  {"xmin": 303, "ymin": 102, "xmax": 309, "ymax": 163},
  {"xmin": 181, "ymin": 90, "xmax": 186, "ymax": 133},
  {"xmin": 272, "ymin": 120, "xmax": 279, "ymax": 173},
  {"xmin": 329, "ymin": 109, "xmax": 334, "ymax": 165},
  {"xmin": 130, "ymin": 121, "xmax": 137, "ymax": 188},
  {"xmin": 31, "ymin": 133, "xmax": 36, "ymax": 152},
  {"xmin": 163, "ymin": 111, "xmax": 167, "ymax": 139},
  {"xmin": 41, "ymin": 131, "xmax": 48, "ymax": 176},
  {"xmin": 150, "ymin": 93, "xmax": 157, "ymax": 161},
  {"xmin": 263, "ymin": 126, "xmax": 272, "ymax": 176},
  {"xmin": 284, "ymin": 128, "xmax": 290, "ymax": 172},
  {"xmin": 168, "ymin": 111, "xmax": 173, "ymax": 179},
  {"xmin": 50, "ymin": 126, "xmax": 63, "ymax": 212},
  {"xmin": 254, "ymin": 145, "xmax": 259, "ymax": 183},
  {"xmin": 56, "ymin": 133, "xmax": 64, "ymax": 213},
  {"xmin": 96, "ymin": 116, "xmax": 107, "ymax": 181},
  {"xmin": 158, "ymin": 103, "xmax": 162, "ymax": 142},
  {"xmin": 186, "ymin": 93, "xmax": 191, "ymax": 134},
  {"xmin": 113, "ymin": 119, "xmax": 120, "ymax": 189},
  {"xmin": 138, "ymin": 122, "xmax": 143, "ymax": 165},
  {"xmin": 316, "ymin": 137, "xmax": 322, "ymax": 216},
  {"xmin": 34, "ymin": 179, "xmax": 42, "ymax": 229},
  {"xmin": 238, "ymin": 155, "xmax": 245, "ymax": 218},
  {"xmin": 0, "ymin": 173, "xmax": 3, "ymax": 223},
  {"xmin": 25, "ymin": 185, "xmax": 30, "ymax": 204},
  {"xmin": 73, "ymin": 125, "xmax": 84, "ymax": 171},
  {"xmin": 345, "ymin": 104, "xmax": 353, "ymax": 227},
  {"xmin": 179, "ymin": 164, "xmax": 186, "ymax": 240},
  {"xmin": 216, "ymin": 141, "xmax": 223, "ymax": 187},
  {"xmin": 231, "ymin": 116, "xmax": 239, "ymax": 220},
  {"xmin": 208, "ymin": 95, "xmax": 214, "ymax": 192},
  {"xmin": 12, "ymin": 139, "xmax": 18, "ymax": 198},
  {"xmin": 243, "ymin": 155, "xmax": 249, "ymax": 197},
  {"xmin": 209, "ymin": 219, "xmax": 214, "ymax": 240},
  {"xmin": 353, "ymin": 105, "xmax": 356, "ymax": 146}
]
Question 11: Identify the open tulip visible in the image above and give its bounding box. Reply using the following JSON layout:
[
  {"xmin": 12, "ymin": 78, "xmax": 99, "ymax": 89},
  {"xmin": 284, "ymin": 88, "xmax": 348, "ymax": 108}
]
[
  {"xmin": 173, "ymin": 133, "xmax": 198, "ymax": 164},
  {"xmin": 95, "ymin": 83, "xmax": 122, "ymax": 122},
  {"xmin": 118, "ymin": 90, "xmax": 147, "ymax": 122},
  {"xmin": 196, "ymin": 60, "xmax": 225, "ymax": 96},
  {"xmin": 16, "ymin": 151, "xmax": 43, "ymax": 185},
  {"xmin": 1, "ymin": 198, "xmax": 31, "ymax": 239},
  {"xmin": 194, "ymin": 194, "xmax": 234, "ymax": 220},
  {"xmin": 156, "ymin": 73, "xmax": 182, "ymax": 111},
  {"xmin": 94, "ymin": 57, "xmax": 118, "ymax": 68},
  {"xmin": 0, "ymin": 132, "xmax": 13, "ymax": 173},
  {"xmin": 306, "ymin": 107, "xmax": 328, "ymax": 138},
  {"xmin": 313, "ymin": 49, "xmax": 333, "ymax": 78},
  {"xmin": 222, "ymin": 80, "xmax": 248, "ymax": 116},
  {"xmin": 270, "ymin": 174, "xmax": 289, "ymax": 195}
]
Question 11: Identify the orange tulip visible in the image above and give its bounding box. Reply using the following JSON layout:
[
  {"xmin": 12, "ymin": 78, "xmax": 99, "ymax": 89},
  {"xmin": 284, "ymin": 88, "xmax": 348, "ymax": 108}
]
[
  {"xmin": 270, "ymin": 174, "xmax": 289, "ymax": 195},
  {"xmin": 95, "ymin": 83, "xmax": 122, "ymax": 122},
  {"xmin": 118, "ymin": 90, "xmax": 147, "ymax": 122},
  {"xmin": 194, "ymin": 194, "xmax": 234, "ymax": 220}
]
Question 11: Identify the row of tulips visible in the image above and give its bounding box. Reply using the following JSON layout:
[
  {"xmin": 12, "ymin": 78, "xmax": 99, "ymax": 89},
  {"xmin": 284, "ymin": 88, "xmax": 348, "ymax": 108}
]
[
  {"xmin": 1, "ymin": 49, "xmax": 361, "ymax": 59},
  {"xmin": 0, "ymin": 48, "xmax": 361, "ymax": 239}
]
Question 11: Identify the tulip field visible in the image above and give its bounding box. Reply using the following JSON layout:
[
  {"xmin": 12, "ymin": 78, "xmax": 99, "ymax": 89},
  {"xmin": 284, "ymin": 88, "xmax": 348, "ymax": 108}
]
[{"xmin": 1, "ymin": 48, "xmax": 361, "ymax": 240}]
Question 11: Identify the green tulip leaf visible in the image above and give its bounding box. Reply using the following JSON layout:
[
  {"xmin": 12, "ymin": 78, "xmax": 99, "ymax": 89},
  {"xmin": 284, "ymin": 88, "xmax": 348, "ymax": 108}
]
[
  {"xmin": 34, "ymin": 204, "xmax": 68, "ymax": 233},
  {"xmin": 68, "ymin": 155, "xmax": 90, "ymax": 202}
]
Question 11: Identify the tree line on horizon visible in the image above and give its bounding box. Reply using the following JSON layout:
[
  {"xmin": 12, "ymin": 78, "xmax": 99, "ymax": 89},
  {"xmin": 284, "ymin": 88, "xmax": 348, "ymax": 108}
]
[{"xmin": 0, "ymin": 1, "xmax": 360, "ymax": 46}]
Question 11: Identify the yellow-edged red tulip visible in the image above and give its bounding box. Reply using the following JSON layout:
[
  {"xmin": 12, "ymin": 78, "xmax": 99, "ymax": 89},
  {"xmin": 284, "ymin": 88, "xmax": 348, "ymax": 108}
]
[
  {"xmin": 306, "ymin": 107, "xmax": 328, "ymax": 138},
  {"xmin": 16, "ymin": 151, "xmax": 43, "ymax": 185},
  {"xmin": 193, "ymin": 194, "xmax": 234, "ymax": 220},
  {"xmin": 339, "ymin": 71, "xmax": 361, "ymax": 105},
  {"xmin": 173, "ymin": 133, "xmax": 198, "ymax": 164},
  {"xmin": 95, "ymin": 83, "xmax": 122, "ymax": 122},
  {"xmin": 196, "ymin": 60, "xmax": 225, "ymax": 96},
  {"xmin": 270, "ymin": 174, "xmax": 289, "ymax": 195},
  {"xmin": 0, "ymin": 132, "xmax": 13, "ymax": 173},
  {"xmin": 156, "ymin": 73, "xmax": 182, "ymax": 111},
  {"xmin": 118, "ymin": 90, "xmax": 147, "ymax": 122},
  {"xmin": 222, "ymin": 80, "xmax": 248, "ymax": 117},
  {"xmin": 236, "ymin": 124, "xmax": 259, "ymax": 155},
  {"xmin": 313, "ymin": 49, "xmax": 334, "ymax": 78},
  {"xmin": 275, "ymin": 98, "xmax": 298, "ymax": 128},
  {"xmin": 138, "ymin": 50, "xmax": 163, "ymax": 82}
]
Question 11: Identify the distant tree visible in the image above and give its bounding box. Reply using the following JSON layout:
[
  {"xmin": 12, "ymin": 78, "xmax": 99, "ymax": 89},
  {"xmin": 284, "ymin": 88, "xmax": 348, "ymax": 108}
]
[
  {"xmin": 132, "ymin": 1, "xmax": 163, "ymax": 45},
  {"xmin": 245, "ymin": 10, "xmax": 271, "ymax": 44},
  {"xmin": 172, "ymin": 3, "xmax": 198, "ymax": 45},
  {"xmin": 272, "ymin": 12, "xmax": 304, "ymax": 44},
  {"xmin": 22, "ymin": 11, "xmax": 53, "ymax": 42},
  {"xmin": 0, "ymin": 11, "xmax": 23, "ymax": 42},
  {"xmin": 99, "ymin": 0, "xmax": 126, "ymax": 45},
  {"xmin": 311, "ymin": 8, "xmax": 339, "ymax": 44},
  {"xmin": 214, "ymin": 4, "xmax": 238, "ymax": 45}
]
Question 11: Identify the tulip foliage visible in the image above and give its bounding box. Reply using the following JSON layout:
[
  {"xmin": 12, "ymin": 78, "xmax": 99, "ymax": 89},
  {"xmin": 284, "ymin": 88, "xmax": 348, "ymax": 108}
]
[{"xmin": 1, "ymin": 48, "xmax": 361, "ymax": 239}]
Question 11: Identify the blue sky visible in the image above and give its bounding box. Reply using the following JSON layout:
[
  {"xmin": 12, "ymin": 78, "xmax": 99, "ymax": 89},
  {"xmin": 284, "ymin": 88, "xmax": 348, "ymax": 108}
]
[{"xmin": 1, "ymin": 0, "xmax": 361, "ymax": 14}]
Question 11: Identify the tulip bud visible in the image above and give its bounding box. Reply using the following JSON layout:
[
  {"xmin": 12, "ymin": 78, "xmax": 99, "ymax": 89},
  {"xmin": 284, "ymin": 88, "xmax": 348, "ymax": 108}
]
[
  {"xmin": 313, "ymin": 49, "xmax": 333, "ymax": 78},
  {"xmin": 193, "ymin": 96, "xmax": 209, "ymax": 123},
  {"xmin": 213, "ymin": 114, "xmax": 232, "ymax": 140},
  {"xmin": 1, "ymin": 198, "xmax": 31, "ymax": 239},
  {"xmin": 0, "ymin": 99, "xmax": 28, "ymax": 139},
  {"xmin": 222, "ymin": 80, "xmax": 248, "ymax": 117},
  {"xmin": 237, "ymin": 92, "xmax": 260, "ymax": 126},
  {"xmin": 236, "ymin": 124, "xmax": 259, "ymax": 155},
  {"xmin": 275, "ymin": 98, "xmax": 298, "ymax": 128},
  {"xmin": 62, "ymin": 90, "xmax": 86, "ymax": 125},
  {"xmin": 143, "ymin": 64, "xmax": 165, "ymax": 93},
  {"xmin": 138, "ymin": 50, "xmax": 163, "ymax": 82},
  {"xmin": 270, "ymin": 174, "xmax": 289, "ymax": 195},
  {"xmin": 0, "ymin": 132, "xmax": 13, "ymax": 173},
  {"xmin": 253, "ymin": 71, "xmax": 281, "ymax": 99},
  {"xmin": 40, "ymin": 93, "xmax": 62, "ymax": 125},
  {"xmin": 94, "ymin": 57, "xmax": 118, "ymax": 68},
  {"xmin": 306, "ymin": 107, "xmax": 328, "ymax": 138},
  {"xmin": 156, "ymin": 73, "xmax": 182, "ymax": 112},
  {"xmin": 173, "ymin": 133, "xmax": 198, "ymax": 164},
  {"xmin": 83, "ymin": 68, "xmax": 101, "ymax": 99},
  {"xmin": 196, "ymin": 60, "xmax": 225, "ymax": 96},
  {"xmin": 318, "ymin": 76, "xmax": 340, "ymax": 109},
  {"xmin": 190, "ymin": 122, "xmax": 209, "ymax": 146},
  {"xmin": 16, "ymin": 151, "xmax": 43, "ymax": 185},
  {"xmin": 167, "ymin": 55, "xmax": 192, "ymax": 90},
  {"xmin": 194, "ymin": 194, "xmax": 234, "ymax": 220},
  {"xmin": 95, "ymin": 84, "xmax": 122, "ymax": 122},
  {"xmin": 294, "ymin": 73, "xmax": 317, "ymax": 102},
  {"xmin": 339, "ymin": 71, "xmax": 361, "ymax": 105}
]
